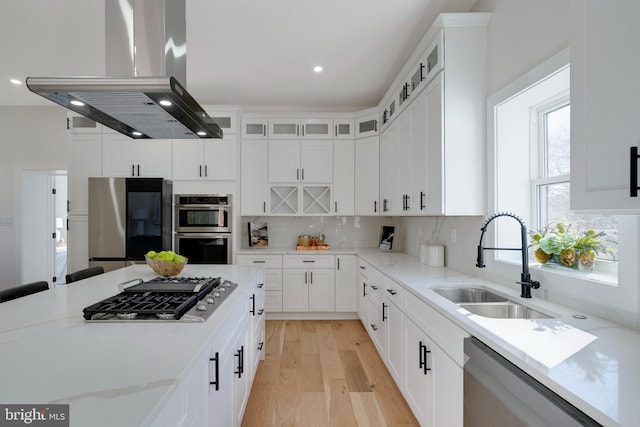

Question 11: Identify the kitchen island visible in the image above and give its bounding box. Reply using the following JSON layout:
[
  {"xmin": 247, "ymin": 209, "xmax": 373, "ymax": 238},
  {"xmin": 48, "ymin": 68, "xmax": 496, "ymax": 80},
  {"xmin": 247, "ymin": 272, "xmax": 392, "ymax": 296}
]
[{"xmin": 0, "ymin": 264, "xmax": 265, "ymax": 427}]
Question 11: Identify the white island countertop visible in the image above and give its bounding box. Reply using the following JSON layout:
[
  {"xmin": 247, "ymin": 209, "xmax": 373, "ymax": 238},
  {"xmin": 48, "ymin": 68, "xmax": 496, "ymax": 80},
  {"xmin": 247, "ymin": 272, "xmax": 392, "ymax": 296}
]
[
  {"xmin": 354, "ymin": 248, "xmax": 639, "ymax": 427},
  {"xmin": 0, "ymin": 264, "xmax": 263, "ymax": 427}
]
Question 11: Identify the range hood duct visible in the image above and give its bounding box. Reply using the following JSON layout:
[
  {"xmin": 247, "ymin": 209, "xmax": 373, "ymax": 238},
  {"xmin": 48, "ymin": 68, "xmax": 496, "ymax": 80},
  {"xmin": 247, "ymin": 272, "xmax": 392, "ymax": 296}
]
[{"xmin": 26, "ymin": 0, "xmax": 221, "ymax": 139}]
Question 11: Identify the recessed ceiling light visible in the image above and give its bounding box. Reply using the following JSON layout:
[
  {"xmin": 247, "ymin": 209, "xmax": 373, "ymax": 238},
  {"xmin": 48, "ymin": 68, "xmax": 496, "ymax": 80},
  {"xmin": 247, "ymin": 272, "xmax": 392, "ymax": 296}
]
[
  {"xmin": 313, "ymin": 66, "xmax": 323, "ymax": 73},
  {"xmin": 70, "ymin": 100, "xmax": 85, "ymax": 107},
  {"xmin": 197, "ymin": 131, "xmax": 207, "ymax": 136},
  {"xmin": 10, "ymin": 78, "xmax": 22, "ymax": 85},
  {"xmin": 159, "ymin": 100, "xmax": 172, "ymax": 106},
  {"xmin": 132, "ymin": 131, "xmax": 142, "ymax": 137}
]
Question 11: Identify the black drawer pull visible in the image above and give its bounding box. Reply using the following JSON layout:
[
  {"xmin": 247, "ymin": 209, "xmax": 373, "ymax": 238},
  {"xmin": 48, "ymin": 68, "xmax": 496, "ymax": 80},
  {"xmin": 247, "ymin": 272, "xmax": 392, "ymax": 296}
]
[
  {"xmin": 209, "ymin": 352, "xmax": 220, "ymax": 390},
  {"xmin": 387, "ymin": 289, "xmax": 397, "ymax": 295},
  {"xmin": 631, "ymin": 146, "xmax": 639, "ymax": 197}
]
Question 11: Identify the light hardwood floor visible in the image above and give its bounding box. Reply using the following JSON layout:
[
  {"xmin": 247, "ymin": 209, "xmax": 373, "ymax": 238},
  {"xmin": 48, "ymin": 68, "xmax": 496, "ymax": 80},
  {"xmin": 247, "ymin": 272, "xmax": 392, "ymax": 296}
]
[{"xmin": 241, "ymin": 320, "xmax": 419, "ymax": 427}]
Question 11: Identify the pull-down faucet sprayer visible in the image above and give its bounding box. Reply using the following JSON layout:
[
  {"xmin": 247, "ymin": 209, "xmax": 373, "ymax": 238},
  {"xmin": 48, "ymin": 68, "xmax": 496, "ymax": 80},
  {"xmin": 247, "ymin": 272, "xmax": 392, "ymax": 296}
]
[{"xmin": 476, "ymin": 212, "xmax": 541, "ymax": 298}]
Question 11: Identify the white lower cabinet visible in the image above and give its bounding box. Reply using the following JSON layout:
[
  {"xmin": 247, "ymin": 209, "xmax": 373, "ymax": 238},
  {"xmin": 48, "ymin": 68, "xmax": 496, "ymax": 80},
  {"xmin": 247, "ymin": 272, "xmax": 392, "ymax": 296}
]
[
  {"xmin": 236, "ymin": 255, "xmax": 283, "ymax": 313},
  {"xmin": 357, "ymin": 261, "xmax": 466, "ymax": 427},
  {"xmin": 335, "ymin": 255, "xmax": 357, "ymax": 312},
  {"xmin": 282, "ymin": 255, "xmax": 335, "ymax": 312}
]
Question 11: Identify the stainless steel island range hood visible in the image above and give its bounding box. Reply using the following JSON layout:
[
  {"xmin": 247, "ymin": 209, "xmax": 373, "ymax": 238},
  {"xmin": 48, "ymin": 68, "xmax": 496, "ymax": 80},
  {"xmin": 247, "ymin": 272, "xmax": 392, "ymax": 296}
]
[{"xmin": 26, "ymin": 0, "xmax": 221, "ymax": 140}]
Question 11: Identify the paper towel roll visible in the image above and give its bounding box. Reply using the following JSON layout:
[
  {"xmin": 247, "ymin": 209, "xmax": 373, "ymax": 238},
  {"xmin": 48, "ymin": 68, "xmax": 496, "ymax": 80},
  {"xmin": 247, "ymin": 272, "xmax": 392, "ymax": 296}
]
[{"xmin": 426, "ymin": 244, "xmax": 445, "ymax": 267}]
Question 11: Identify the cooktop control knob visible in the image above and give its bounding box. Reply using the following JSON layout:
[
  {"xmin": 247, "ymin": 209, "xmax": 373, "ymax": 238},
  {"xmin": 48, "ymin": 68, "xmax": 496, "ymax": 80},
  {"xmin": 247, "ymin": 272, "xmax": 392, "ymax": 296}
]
[
  {"xmin": 219, "ymin": 287, "xmax": 227, "ymax": 292},
  {"xmin": 197, "ymin": 304, "xmax": 207, "ymax": 312},
  {"xmin": 206, "ymin": 297, "xmax": 215, "ymax": 304},
  {"xmin": 214, "ymin": 292, "xmax": 221, "ymax": 298}
]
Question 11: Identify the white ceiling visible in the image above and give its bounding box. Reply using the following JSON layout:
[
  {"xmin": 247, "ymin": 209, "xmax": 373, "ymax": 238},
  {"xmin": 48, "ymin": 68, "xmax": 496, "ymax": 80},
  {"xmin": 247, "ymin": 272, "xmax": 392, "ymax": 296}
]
[{"xmin": 1, "ymin": 0, "xmax": 477, "ymax": 111}]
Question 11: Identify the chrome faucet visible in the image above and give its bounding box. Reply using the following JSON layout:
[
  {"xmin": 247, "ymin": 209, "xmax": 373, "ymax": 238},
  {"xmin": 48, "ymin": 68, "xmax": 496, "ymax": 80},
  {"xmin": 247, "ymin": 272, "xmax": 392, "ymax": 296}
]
[{"xmin": 476, "ymin": 212, "xmax": 541, "ymax": 298}]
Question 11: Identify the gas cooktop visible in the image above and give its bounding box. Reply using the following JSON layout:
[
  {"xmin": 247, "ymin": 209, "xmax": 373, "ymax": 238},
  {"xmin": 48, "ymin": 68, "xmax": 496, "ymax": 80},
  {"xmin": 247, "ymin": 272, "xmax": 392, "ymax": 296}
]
[{"xmin": 82, "ymin": 276, "xmax": 237, "ymax": 322}]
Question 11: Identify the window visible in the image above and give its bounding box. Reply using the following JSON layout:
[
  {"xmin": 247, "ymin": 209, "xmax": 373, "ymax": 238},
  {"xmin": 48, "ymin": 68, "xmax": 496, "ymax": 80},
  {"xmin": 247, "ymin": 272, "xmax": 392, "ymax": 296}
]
[
  {"xmin": 533, "ymin": 101, "xmax": 618, "ymax": 263},
  {"xmin": 492, "ymin": 58, "xmax": 617, "ymax": 281}
]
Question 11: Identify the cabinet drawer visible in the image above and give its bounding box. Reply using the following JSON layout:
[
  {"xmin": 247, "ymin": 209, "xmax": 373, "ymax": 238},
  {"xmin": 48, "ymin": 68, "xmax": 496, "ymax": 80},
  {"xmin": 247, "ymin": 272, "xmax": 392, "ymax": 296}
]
[
  {"xmin": 404, "ymin": 292, "xmax": 468, "ymax": 366},
  {"xmin": 236, "ymin": 254, "xmax": 283, "ymax": 268},
  {"xmin": 382, "ymin": 276, "xmax": 405, "ymax": 308},
  {"xmin": 283, "ymin": 255, "xmax": 335, "ymax": 268}
]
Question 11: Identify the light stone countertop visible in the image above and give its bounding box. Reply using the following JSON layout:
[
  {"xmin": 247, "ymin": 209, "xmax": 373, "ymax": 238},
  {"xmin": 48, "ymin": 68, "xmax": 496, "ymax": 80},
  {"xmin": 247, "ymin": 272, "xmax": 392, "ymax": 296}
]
[
  {"xmin": 0, "ymin": 264, "xmax": 263, "ymax": 427},
  {"xmin": 238, "ymin": 247, "xmax": 639, "ymax": 427}
]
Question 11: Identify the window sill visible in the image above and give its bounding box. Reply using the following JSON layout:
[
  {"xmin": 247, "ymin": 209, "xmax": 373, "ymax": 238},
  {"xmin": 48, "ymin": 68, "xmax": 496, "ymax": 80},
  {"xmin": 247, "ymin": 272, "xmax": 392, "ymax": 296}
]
[{"xmin": 530, "ymin": 261, "xmax": 618, "ymax": 287}]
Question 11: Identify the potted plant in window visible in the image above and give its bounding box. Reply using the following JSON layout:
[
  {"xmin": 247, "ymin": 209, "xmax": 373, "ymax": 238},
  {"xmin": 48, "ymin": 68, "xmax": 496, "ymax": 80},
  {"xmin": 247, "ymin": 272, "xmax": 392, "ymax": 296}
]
[{"xmin": 530, "ymin": 223, "xmax": 615, "ymax": 271}]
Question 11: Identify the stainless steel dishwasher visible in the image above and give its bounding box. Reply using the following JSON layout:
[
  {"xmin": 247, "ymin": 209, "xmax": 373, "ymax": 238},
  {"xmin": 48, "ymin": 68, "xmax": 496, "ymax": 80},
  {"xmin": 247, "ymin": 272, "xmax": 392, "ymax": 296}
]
[{"xmin": 463, "ymin": 337, "xmax": 601, "ymax": 426}]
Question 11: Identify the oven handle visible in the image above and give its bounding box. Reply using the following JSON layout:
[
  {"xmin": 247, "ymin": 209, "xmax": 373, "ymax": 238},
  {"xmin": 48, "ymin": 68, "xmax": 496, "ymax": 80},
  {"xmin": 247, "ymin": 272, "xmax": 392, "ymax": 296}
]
[{"xmin": 175, "ymin": 233, "xmax": 232, "ymax": 239}]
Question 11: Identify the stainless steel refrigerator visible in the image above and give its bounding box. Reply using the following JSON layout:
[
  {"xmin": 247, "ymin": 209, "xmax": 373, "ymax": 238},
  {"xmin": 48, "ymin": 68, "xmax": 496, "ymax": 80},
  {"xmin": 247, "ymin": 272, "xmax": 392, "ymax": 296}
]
[{"xmin": 88, "ymin": 177, "xmax": 172, "ymax": 272}]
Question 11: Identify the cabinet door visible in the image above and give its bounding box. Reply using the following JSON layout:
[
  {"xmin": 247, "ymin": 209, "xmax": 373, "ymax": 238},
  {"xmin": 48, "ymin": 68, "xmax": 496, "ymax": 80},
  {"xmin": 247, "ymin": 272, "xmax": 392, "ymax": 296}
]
[
  {"xmin": 356, "ymin": 113, "xmax": 379, "ymax": 138},
  {"xmin": 138, "ymin": 139, "xmax": 172, "ymax": 178},
  {"xmin": 431, "ymin": 342, "xmax": 463, "ymax": 427},
  {"xmin": 282, "ymin": 269, "xmax": 309, "ymax": 311},
  {"xmin": 205, "ymin": 111, "xmax": 238, "ymax": 134},
  {"xmin": 333, "ymin": 140, "xmax": 355, "ymax": 215},
  {"xmin": 423, "ymin": 74, "xmax": 444, "ymax": 215},
  {"xmin": 68, "ymin": 133, "xmax": 102, "ymax": 215},
  {"xmin": 173, "ymin": 139, "xmax": 205, "ymax": 180},
  {"xmin": 268, "ymin": 139, "xmax": 300, "ymax": 182},
  {"xmin": 410, "ymin": 91, "xmax": 428, "ymax": 214},
  {"xmin": 265, "ymin": 291, "xmax": 283, "ymax": 312},
  {"xmin": 308, "ymin": 268, "xmax": 335, "ymax": 311},
  {"xmin": 242, "ymin": 119, "xmax": 268, "ymax": 139},
  {"xmin": 102, "ymin": 134, "xmax": 136, "ymax": 177},
  {"xmin": 302, "ymin": 119, "xmax": 333, "ymax": 139},
  {"xmin": 403, "ymin": 318, "xmax": 432, "ymax": 427},
  {"xmin": 210, "ymin": 345, "xmax": 234, "ymax": 427},
  {"xmin": 334, "ymin": 119, "xmax": 355, "ymax": 140},
  {"xmin": 354, "ymin": 136, "xmax": 380, "ymax": 215},
  {"xmin": 397, "ymin": 113, "xmax": 412, "ymax": 213},
  {"xmin": 385, "ymin": 301, "xmax": 403, "ymax": 389},
  {"xmin": 300, "ymin": 140, "xmax": 333, "ymax": 183},
  {"xmin": 335, "ymin": 255, "xmax": 357, "ymax": 312},
  {"xmin": 366, "ymin": 297, "xmax": 385, "ymax": 355},
  {"xmin": 379, "ymin": 124, "xmax": 398, "ymax": 215},
  {"xmin": 241, "ymin": 140, "xmax": 268, "ymax": 215},
  {"xmin": 233, "ymin": 322, "xmax": 251, "ymax": 427},
  {"xmin": 67, "ymin": 215, "xmax": 88, "ymax": 273},
  {"xmin": 571, "ymin": 0, "xmax": 640, "ymax": 212},
  {"xmin": 269, "ymin": 119, "xmax": 300, "ymax": 139},
  {"xmin": 203, "ymin": 136, "xmax": 236, "ymax": 180}
]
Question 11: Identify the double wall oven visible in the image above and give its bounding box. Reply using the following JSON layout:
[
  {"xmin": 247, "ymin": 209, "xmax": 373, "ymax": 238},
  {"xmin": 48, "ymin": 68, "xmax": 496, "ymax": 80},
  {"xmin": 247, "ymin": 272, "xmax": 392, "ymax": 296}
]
[{"xmin": 174, "ymin": 194, "xmax": 232, "ymax": 264}]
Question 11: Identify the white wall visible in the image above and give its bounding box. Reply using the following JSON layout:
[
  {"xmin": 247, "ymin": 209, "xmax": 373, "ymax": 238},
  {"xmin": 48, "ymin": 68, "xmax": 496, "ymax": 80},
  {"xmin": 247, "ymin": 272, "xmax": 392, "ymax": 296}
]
[{"xmin": 0, "ymin": 106, "xmax": 68, "ymax": 289}]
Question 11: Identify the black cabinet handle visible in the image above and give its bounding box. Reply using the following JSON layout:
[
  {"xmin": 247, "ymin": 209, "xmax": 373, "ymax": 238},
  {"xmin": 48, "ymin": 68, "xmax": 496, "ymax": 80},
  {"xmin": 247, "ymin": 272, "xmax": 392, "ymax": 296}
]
[
  {"xmin": 235, "ymin": 346, "xmax": 244, "ymax": 378},
  {"xmin": 420, "ymin": 191, "xmax": 426, "ymax": 210},
  {"xmin": 370, "ymin": 285, "xmax": 378, "ymax": 291},
  {"xmin": 199, "ymin": 165, "xmax": 202, "ymax": 177},
  {"xmin": 374, "ymin": 200, "xmax": 377, "ymax": 213},
  {"xmin": 383, "ymin": 199, "xmax": 388, "ymax": 212},
  {"xmin": 305, "ymin": 271, "xmax": 308, "ymax": 284},
  {"xmin": 250, "ymin": 294, "xmax": 255, "ymax": 315},
  {"xmin": 205, "ymin": 165, "xmax": 208, "ymax": 177},
  {"xmin": 371, "ymin": 324, "xmax": 378, "ymax": 331},
  {"xmin": 258, "ymin": 342, "xmax": 264, "ymax": 351},
  {"xmin": 253, "ymin": 260, "xmax": 266, "ymax": 264},
  {"xmin": 360, "ymin": 265, "xmax": 366, "ymax": 270},
  {"xmin": 258, "ymin": 309, "xmax": 264, "ymax": 316},
  {"xmin": 257, "ymin": 282, "xmax": 264, "ymax": 288},
  {"xmin": 382, "ymin": 303, "xmax": 387, "ymax": 322},
  {"xmin": 263, "ymin": 201, "xmax": 266, "ymax": 213},
  {"xmin": 137, "ymin": 164, "xmax": 140, "ymax": 176},
  {"xmin": 419, "ymin": 341, "xmax": 431, "ymax": 375},
  {"xmin": 303, "ymin": 260, "xmax": 316, "ymax": 263},
  {"xmin": 131, "ymin": 164, "xmax": 135, "ymax": 177},
  {"xmin": 387, "ymin": 289, "xmax": 397, "ymax": 295},
  {"xmin": 337, "ymin": 258, "xmax": 340, "ymax": 270},
  {"xmin": 310, "ymin": 271, "xmax": 313, "ymax": 284},
  {"xmin": 363, "ymin": 283, "xmax": 367, "ymax": 296},
  {"xmin": 209, "ymin": 352, "xmax": 220, "ymax": 390},
  {"xmin": 335, "ymin": 201, "xmax": 338, "ymax": 213},
  {"xmin": 405, "ymin": 195, "xmax": 410, "ymax": 210},
  {"xmin": 631, "ymin": 146, "xmax": 639, "ymax": 197}
]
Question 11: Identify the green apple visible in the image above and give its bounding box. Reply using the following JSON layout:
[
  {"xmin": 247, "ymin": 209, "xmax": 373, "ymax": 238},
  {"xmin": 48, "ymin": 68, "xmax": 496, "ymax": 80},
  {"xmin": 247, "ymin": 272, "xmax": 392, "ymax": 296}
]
[
  {"xmin": 146, "ymin": 250, "xmax": 157, "ymax": 259},
  {"xmin": 174, "ymin": 255, "xmax": 187, "ymax": 263}
]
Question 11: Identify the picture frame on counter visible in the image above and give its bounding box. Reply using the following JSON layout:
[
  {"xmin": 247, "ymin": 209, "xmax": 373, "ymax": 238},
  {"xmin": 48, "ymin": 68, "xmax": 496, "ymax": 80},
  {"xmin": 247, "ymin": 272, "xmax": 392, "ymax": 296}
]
[
  {"xmin": 379, "ymin": 225, "xmax": 396, "ymax": 250},
  {"xmin": 248, "ymin": 221, "xmax": 268, "ymax": 247}
]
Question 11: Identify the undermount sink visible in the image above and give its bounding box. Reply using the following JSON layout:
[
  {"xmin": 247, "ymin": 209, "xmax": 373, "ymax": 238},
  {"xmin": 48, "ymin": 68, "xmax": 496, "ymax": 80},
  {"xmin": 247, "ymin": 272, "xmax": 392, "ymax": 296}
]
[
  {"xmin": 433, "ymin": 287, "xmax": 509, "ymax": 303},
  {"xmin": 460, "ymin": 303, "xmax": 552, "ymax": 319},
  {"xmin": 433, "ymin": 286, "xmax": 554, "ymax": 319}
]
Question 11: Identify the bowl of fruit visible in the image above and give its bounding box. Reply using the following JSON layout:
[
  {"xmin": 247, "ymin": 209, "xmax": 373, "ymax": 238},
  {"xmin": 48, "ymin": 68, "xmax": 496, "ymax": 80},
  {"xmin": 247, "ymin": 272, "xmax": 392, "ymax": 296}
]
[{"xmin": 145, "ymin": 250, "xmax": 188, "ymax": 277}]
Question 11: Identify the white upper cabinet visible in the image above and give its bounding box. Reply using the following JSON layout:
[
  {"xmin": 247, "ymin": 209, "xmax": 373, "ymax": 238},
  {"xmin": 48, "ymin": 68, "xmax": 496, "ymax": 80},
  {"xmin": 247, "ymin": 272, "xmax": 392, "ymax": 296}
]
[
  {"xmin": 204, "ymin": 109, "xmax": 239, "ymax": 135},
  {"xmin": 571, "ymin": 0, "xmax": 640, "ymax": 212},
  {"xmin": 68, "ymin": 133, "xmax": 102, "ymax": 215},
  {"xmin": 355, "ymin": 113, "xmax": 379, "ymax": 138},
  {"xmin": 242, "ymin": 119, "xmax": 268, "ymax": 139},
  {"xmin": 102, "ymin": 134, "xmax": 172, "ymax": 178},
  {"xmin": 268, "ymin": 119, "xmax": 333, "ymax": 139},
  {"xmin": 333, "ymin": 140, "xmax": 355, "ymax": 215},
  {"xmin": 67, "ymin": 112, "xmax": 102, "ymax": 134},
  {"xmin": 241, "ymin": 140, "xmax": 268, "ymax": 216},
  {"xmin": 268, "ymin": 139, "xmax": 333, "ymax": 183},
  {"xmin": 377, "ymin": 13, "xmax": 489, "ymax": 216},
  {"xmin": 172, "ymin": 135, "xmax": 237, "ymax": 181},
  {"xmin": 354, "ymin": 135, "xmax": 380, "ymax": 215},
  {"xmin": 333, "ymin": 119, "xmax": 355, "ymax": 140}
]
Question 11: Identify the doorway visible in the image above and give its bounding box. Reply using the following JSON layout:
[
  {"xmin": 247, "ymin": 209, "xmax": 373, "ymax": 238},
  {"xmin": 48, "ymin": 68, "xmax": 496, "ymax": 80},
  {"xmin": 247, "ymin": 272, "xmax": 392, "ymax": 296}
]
[{"xmin": 21, "ymin": 170, "xmax": 67, "ymax": 286}]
